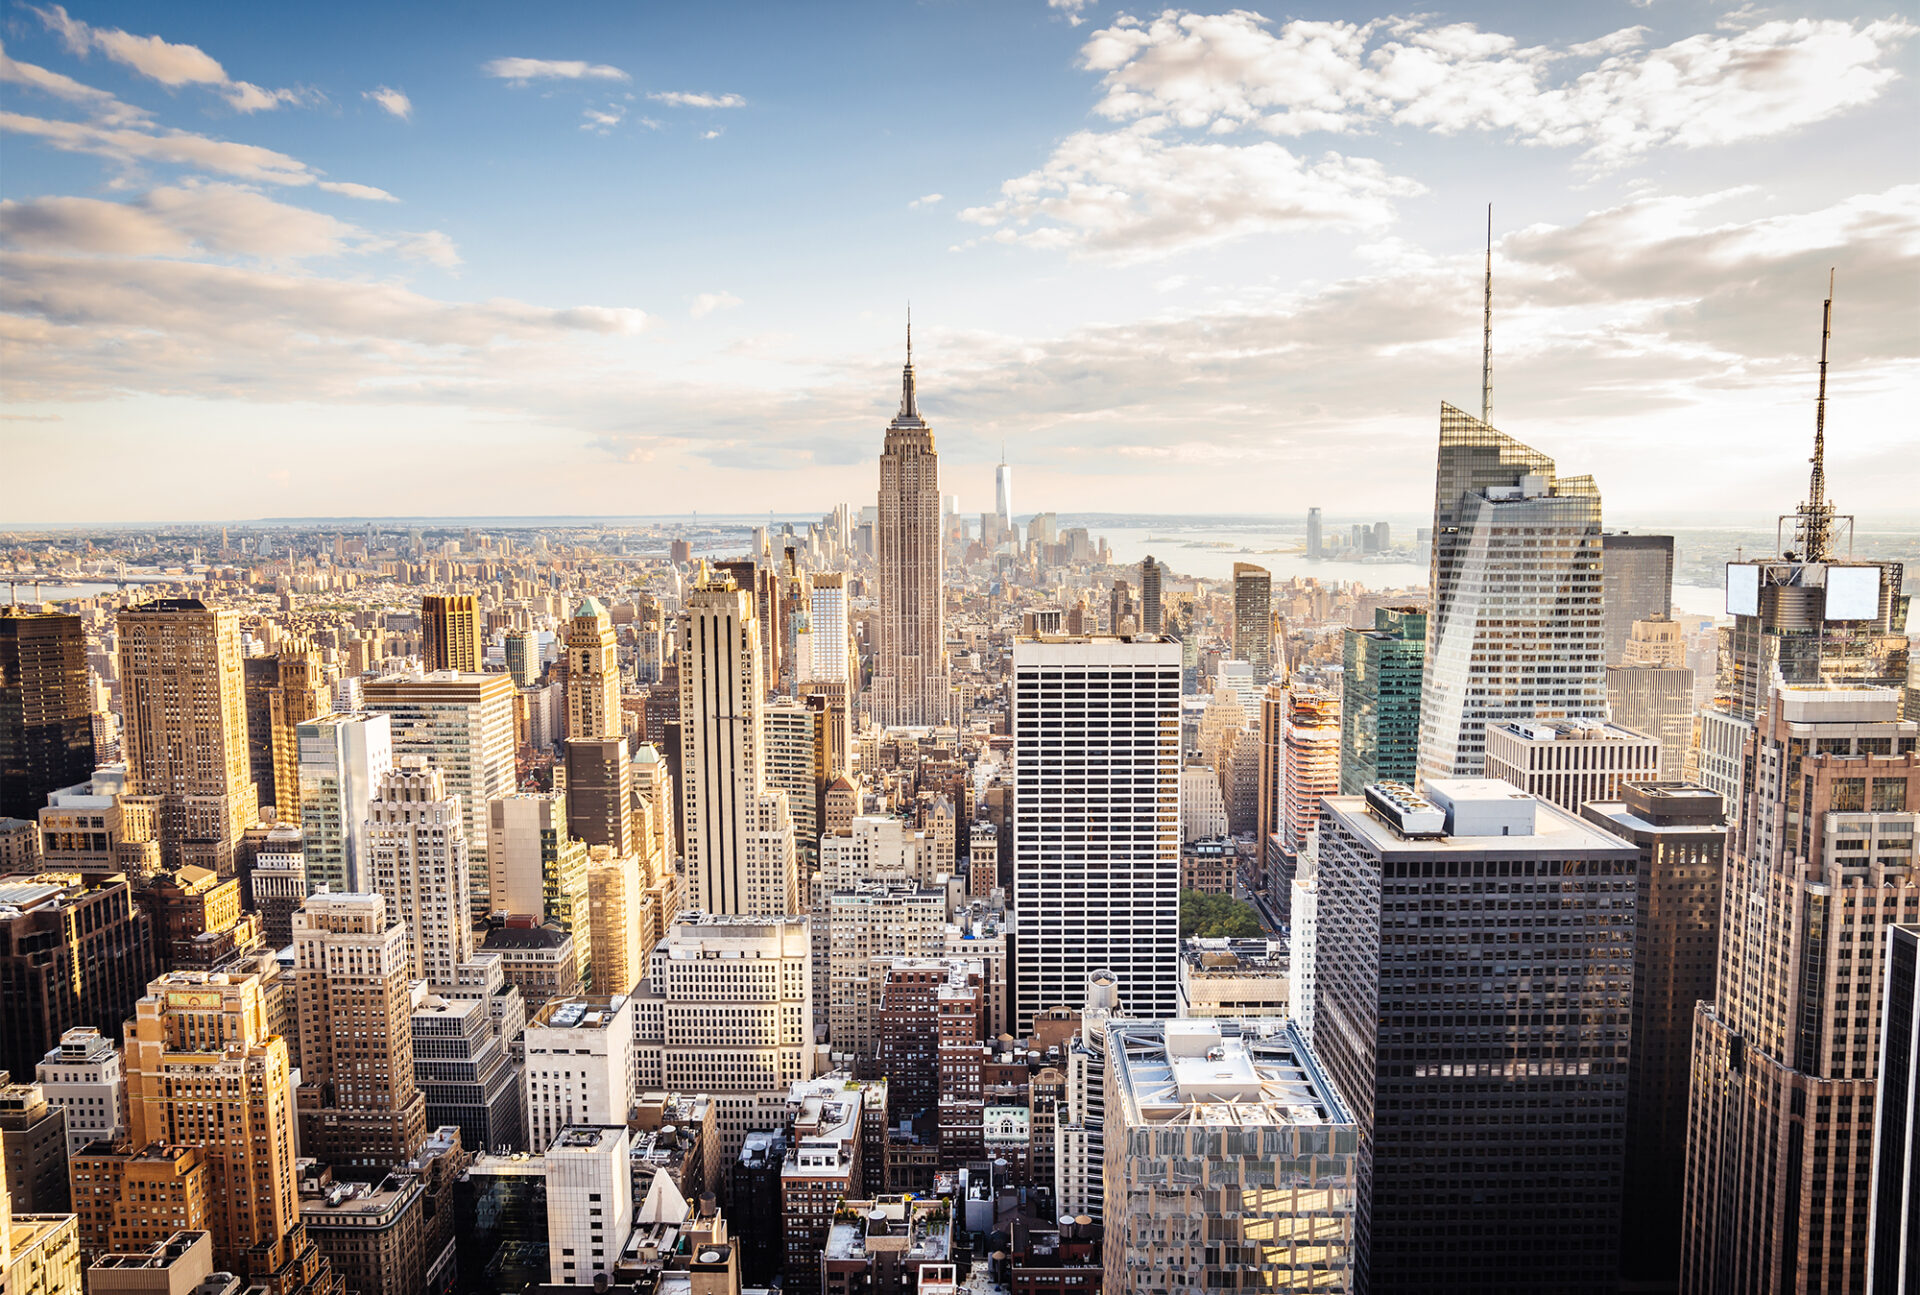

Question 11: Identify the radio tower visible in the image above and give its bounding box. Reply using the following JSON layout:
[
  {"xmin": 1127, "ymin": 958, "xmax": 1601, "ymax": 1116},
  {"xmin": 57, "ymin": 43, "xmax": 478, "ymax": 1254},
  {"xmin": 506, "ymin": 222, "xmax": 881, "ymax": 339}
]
[{"xmin": 1794, "ymin": 270, "xmax": 1837, "ymax": 562}]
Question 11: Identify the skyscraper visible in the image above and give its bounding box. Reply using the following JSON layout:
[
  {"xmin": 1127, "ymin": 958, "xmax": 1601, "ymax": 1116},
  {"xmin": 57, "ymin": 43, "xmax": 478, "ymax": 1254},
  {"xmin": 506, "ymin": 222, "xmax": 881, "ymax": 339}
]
[
  {"xmin": 242, "ymin": 645, "xmax": 325, "ymax": 819},
  {"xmin": 362, "ymin": 672, "xmax": 516, "ymax": 915},
  {"xmin": 123, "ymin": 968, "xmax": 336, "ymax": 1292},
  {"xmin": 365, "ymin": 759, "xmax": 474, "ymax": 988},
  {"xmin": 296, "ymin": 712, "xmax": 393, "ymax": 894},
  {"xmin": 1683, "ymin": 288, "xmax": 1918, "ymax": 1295},
  {"xmin": 1581, "ymin": 783, "xmax": 1725, "ymax": 1287},
  {"xmin": 873, "ymin": 323, "xmax": 949, "ymax": 728},
  {"xmin": 807, "ymin": 574, "xmax": 852, "ymax": 685},
  {"xmin": 995, "ymin": 448, "xmax": 1013, "ymax": 532},
  {"xmin": 1012, "ymin": 636, "xmax": 1180, "ymax": 1033},
  {"xmin": 504, "ymin": 629, "xmax": 539, "ymax": 690},
  {"xmin": 1306, "ymin": 507, "xmax": 1323, "ymax": 559},
  {"xmin": 1417, "ymin": 408, "xmax": 1605, "ymax": 780},
  {"xmin": 564, "ymin": 598, "xmax": 621, "ymax": 741},
  {"xmin": 420, "ymin": 595, "xmax": 480, "ymax": 674},
  {"xmin": 1138, "ymin": 556, "xmax": 1162, "ymax": 635},
  {"xmin": 1339, "ymin": 606, "xmax": 1426, "ymax": 795},
  {"xmin": 679, "ymin": 575, "xmax": 797, "ymax": 915},
  {"xmin": 116, "ymin": 600, "xmax": 259, "ymax": 874},
  {"xmin": 1600, "ymin": 534, "xmax": 1674, "ymax": 665},
  {"xmin": 1231, "ymin": 563, "xmax": 1272, "ymax": 678},
  {"xmin": 292, "ymin": 891, "xmax": 428, "ymax": 1172},
  {"xmin": 1315, "ymin": 780, "xmax": 1638, "ymax": 1293},
  {"xmin": 0, "ymin": 610, "xmax": 94, "ymax": 822}
]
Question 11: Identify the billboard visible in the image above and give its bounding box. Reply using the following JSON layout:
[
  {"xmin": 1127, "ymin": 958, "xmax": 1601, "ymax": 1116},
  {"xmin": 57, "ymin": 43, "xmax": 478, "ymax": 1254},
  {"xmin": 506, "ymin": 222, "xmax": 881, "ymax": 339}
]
[
  {"xmin": 1824, "ymin": 565, "xmax": 1881, "ymax": 621},
  {"xmin": 1725, "ymin": 563, "xmax": 1760, "ymax": 617}
]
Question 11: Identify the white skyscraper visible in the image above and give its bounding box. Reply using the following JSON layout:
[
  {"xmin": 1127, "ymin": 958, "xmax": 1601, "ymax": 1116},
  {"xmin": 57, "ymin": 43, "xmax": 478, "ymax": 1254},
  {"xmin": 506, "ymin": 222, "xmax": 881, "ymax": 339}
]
[
  {"xmin": 995, "ymin": 451, "xmax": 1014, "ymax": 530},
  {"xmin": 808, "ymin": 574, "xmax": 851, "ymax": 685},
  {"xmin": 366, "ymin": 757, "xmax": 474, "ymax": 988},
  {"xmin": 364, "ymin": 672, "xmax": 517, "ymax": 915},
  {"xmin": 35, "ymin": 1027, "xmax": 125, "ymax": 1156},
  {"xmin": 1013, "ymin": 636, "xmax": 1181, "ymax": 1032},
  {"xmin": 522, "ymin": 995, "xmax": 635, "ymax": 1153},
  {"xmin": 544, "ymin": 1124, "xmax": 634, "ymax": 1287},
  {"xmin": 1417, "ymin": 406, "xmax": 1606, "ymax": 781},
  {"xmin": 678, "ymin": 574, "xmax": 797, "ymax": 915},
  {"xmin": 297, "ymin": 710, "xmax": 393, "ymax": 893}
]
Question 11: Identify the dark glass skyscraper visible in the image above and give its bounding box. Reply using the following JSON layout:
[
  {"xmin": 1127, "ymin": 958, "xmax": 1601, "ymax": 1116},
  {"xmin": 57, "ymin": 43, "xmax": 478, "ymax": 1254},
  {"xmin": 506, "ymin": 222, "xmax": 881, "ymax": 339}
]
[
  {"xmin": 1315, "ymin": 779, "xmax": 1638, "ymax": 1294},
  {"xmin": 0, "ymin": 609, "xmax": 95, "ymax": 820},
  {"xmin": 1600, "ymin": 533, "xmax": 1674, "ymax": 665},
  {"xmin": 1339, "ymin": 606, "xmax": 1426, "ymax": 795}
]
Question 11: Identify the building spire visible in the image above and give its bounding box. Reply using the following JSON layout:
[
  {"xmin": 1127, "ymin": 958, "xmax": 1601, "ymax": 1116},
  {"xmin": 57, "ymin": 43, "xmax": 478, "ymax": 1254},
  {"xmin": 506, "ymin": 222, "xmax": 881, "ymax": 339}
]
[
  {"xmin": 1481, "ymin": 203, "xmax": 1494, "ymax": 426},
  {"xmin": 1795, "ymin": 270, "xmax": 1838, "ymax": 562},
  {"xmin": 899, "ymin": 303, "xmax": 918, "ymax": 420}
]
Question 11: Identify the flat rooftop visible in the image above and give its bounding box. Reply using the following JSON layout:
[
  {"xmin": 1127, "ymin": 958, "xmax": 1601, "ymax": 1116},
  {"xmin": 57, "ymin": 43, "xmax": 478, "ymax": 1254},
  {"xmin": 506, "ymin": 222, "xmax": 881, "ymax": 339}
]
[
  {"xmin": 1328, "ymin": 790, "xmax": 1636, "ymax": 856},
  {"xmin": 1107, "ymin": 1019, "xmax": 1351, "ymax": 1129}
]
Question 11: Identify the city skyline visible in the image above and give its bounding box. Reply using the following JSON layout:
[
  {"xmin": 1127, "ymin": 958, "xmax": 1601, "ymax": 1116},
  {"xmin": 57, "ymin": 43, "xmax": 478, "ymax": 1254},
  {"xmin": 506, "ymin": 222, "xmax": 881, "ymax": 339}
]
[{"xmin": 3, "ymin": 1, "xmax": 1916, "ymax": 522}]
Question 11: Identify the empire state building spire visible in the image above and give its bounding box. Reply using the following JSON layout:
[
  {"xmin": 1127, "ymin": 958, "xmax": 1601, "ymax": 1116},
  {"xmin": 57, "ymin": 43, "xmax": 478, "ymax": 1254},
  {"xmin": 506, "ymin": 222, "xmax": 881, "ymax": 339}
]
[{"xmin": 898, "ymin": 306, "xmax": 919, "ymax": 421}]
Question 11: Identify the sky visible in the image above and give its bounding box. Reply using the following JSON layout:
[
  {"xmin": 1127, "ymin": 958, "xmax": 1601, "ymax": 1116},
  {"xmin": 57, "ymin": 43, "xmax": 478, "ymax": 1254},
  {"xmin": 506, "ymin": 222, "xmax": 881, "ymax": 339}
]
[{"xmin": 1, "ymin": 0, "xmax": 1915, "ymax": 525}]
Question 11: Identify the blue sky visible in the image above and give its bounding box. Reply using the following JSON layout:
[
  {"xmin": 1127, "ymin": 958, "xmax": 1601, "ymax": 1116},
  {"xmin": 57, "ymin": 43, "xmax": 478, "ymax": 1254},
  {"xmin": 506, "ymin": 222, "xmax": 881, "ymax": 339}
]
[{"xmin": 2, "ymin": 0, "xmax": 1915, "ymax": 523}]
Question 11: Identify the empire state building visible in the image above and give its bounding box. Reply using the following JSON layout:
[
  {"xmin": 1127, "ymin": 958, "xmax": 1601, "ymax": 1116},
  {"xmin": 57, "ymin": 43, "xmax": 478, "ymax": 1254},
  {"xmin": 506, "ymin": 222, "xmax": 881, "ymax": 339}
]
[{"xmin": 872, "ymin": 320, "xmax": 949, "ymax": 727}]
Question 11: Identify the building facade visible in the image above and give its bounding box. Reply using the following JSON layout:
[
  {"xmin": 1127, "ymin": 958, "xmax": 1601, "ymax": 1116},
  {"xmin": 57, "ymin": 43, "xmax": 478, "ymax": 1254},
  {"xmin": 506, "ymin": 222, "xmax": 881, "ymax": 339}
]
[{"xmin": 872, "ymin": 333, "xmax": 949, "ymax": 728}]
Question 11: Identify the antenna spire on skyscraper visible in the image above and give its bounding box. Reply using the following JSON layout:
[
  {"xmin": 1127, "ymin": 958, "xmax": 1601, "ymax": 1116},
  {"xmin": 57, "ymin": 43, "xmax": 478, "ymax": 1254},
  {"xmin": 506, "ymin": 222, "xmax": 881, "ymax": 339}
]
[
  {"xmin": 1481, "ymin": 203, "xmax": 1494, "ymax": 426},
  {"xmin": 1795, "ymin": 270, "xmax": 1838, "ymax": 562},
  {"xmin": 898, "ymin": 303, "xmax": 919, "ymax": 420}
]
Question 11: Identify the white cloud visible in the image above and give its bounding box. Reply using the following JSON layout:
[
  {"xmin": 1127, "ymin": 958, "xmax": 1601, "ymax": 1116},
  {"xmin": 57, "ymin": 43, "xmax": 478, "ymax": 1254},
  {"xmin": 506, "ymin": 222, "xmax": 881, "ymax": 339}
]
[
  {"xmin": 0, "ymin": 39, "xmax": 149, "ymax": 124},
  {"xmin": 484, "ymin": 57, "xmax": 628, "ymax": 83},
  {"xmin": 581, "ymin": 106, "xmax": 625, "ymax": 134},
  {"xmin": 690, "ymin": 291, "xmax": 742, "ymax": 318},
  {"xmin": 1, "ymin": 110, "xmax": 395, "ymax": 199},
  {"xmin": 1049, "ymin": 0, "xmax": 1096, "ymax": 27},
  {"xmin": 702, "ymin": 128, "xmax": 724, "ymax": 140},
  {"xmin": 364, "ymin": 86, "xmax": 412, "ymax": 119},
  {"xmin": 910, "ymin": 193, "xmax": 944, "ymax": 209},
  {"xmin": 0, "ymin": 184, "xmax": 455, "ymax": 265},
  {"xmin": 959, "ymin": 122, "xmax": 1422, "ymax": 262},
  {"xmin": 1077, "ymin": 10, "xmax": 1913, "ymax": 166},
  {"xmin": 32, "ymin": 4, "xmax": 309, "ymax": 111},
  {"xmin": 648, "ymin": 90, "xmax": 747, "ymax": 108}
]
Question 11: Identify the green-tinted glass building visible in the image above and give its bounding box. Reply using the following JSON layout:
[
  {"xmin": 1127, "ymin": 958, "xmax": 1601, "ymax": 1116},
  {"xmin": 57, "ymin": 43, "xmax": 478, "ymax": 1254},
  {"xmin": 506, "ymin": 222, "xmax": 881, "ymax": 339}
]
[{"xmin": 1340, "ymin": 606, "xmax": 1426, "ymax": 794}]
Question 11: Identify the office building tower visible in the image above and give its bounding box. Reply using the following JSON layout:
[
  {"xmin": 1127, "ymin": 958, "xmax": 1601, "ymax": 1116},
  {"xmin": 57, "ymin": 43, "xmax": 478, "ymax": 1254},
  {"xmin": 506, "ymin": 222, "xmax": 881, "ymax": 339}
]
[
  {"xmin": 995, "ymin": 451, "xmax": 1014, "ymax": 531},
  {"xmin": 826, "ymin": 884, "xmax": 947, "ymax": 1054},
  {"xmin": 116, "ymin": 600, "xmax": 259, "ymax": 875},
  {"xmin": 1600, "ymin": 533, "xmax": 1674, "ymax": 665},
  {"xmin": 1289, "ymin": 850, "xmax": 1318, "ymax": 1047},
  {"xmin": 1307, "ymin": 507, "xmax": 1323, "ymax": 559},
  {"xmin": 1013, "ymin": 637, "xmax": 1180, "ymax": 1034},
  {"xmin": 1340, "ymin": 606, "xmax": 1426, "ymax": 796},
  {"xmin": 872, "ymin": 325, "xmax": 950, "ymax": 728},
  {"xmin": 1418, "ymin": 409, "xmax": 1606, "ymax": 780},
  {"xmin": 82, "ymin": 1229, "xmax": 220, "ymax": 1294},
  {"xmin": 1053, "ymin": 971, "xmax": 1119, "ymax": 1222},
  {"xmin": 1, "ymin": 1177, "xmax": 81, "ymax": 1295},
  {"xmin": 292, "ymin": 892, "xmax": 428, "ymax": 1172},
  {"xmin": 488, "ymin": 792, "xmax": 592, "ymax": 989},
  {"xmin": 1869, "ymin": 922, "xmax": 1917, "ymax": 1295},
  {"xmin": 296, "ymin": 712, "xmax": 392, "ymax": 895},
  {"xmin": 504, "ymin": 629, "xmax": 539, "ymax": 691},
  {"xmin": 0, "ymin": 872, "xmax": 156, "ymax": 1083},
  {"xmin": 1102, "ymin": 1019, "xmax": 1356, "ymax": 1293},
  {"xmin": 584, "ymin": 850, "xmax": 644, "ymax": 997},
  {"xmin": 565, "ymin": 599, "xmax": 622, "ymax": 741},
  {"xmin": 1605, "ymin": 662, "xmax": 1695, "ymax": 783},
  {"xmin": 67, "ymin": 1144, "xmax": 211, "ymax": 1266},
  {"xmin": 1483, "ymin": 720, "xmax": 1661, "ymax": 815},
  {"xmin": 362, "ymin": 672, "xmax": 516, "ymax": 915},
  {"xmin": 123, "ymin": 969, "xmax": 335, "ymax": 1292},
  {"xmin": 765, "ymin": 699, "xmax": 828, "ymax": 876},
  {"xmin": 1316, "ymin": 779, "xmax": 1638, "ymax": 1293},
  {"xmin": 631, "ymin": 912, "xmax": 814, "ymax": 1158},
  {"xmin": 1139, "ymin": 557, "xmax": 1162, "ymax": 636},
  {"xmin": 544, "ymin": 1125, "xmax": 634, "ymax": 1287},
  {"xmin": 410, "ymin": 990, "xmax": 521, "ymax": 1155},
  {"xmin": 1282, "ymin": 686, "xmax": 1342, "ymax": 856},
  {"xmin": 808, "ymin": 575, "xmax": 852, "ymax": 686},
  {"xmin": 560, "ymin": 736, "xmax": 633, "ymax": 856},
  {"xmin": 0, "ymin": 1076, "xmax": 68, "ymax": 1214},
  {"xmin": 365, "ymin": 759, "xmax": 473, "ymax": 988},
  {"xmin": 0, "ymin": 610, "xmax": 94, "ymax": 823},
  {"xmin": 1232, "ymin": 564, "xmax": 1272, "ymax": 677},
  {"xmin": 679, "ymin": 576, "xmax": 797, "ymax": 916},
  {"xmin": 1580, "ymin": 783, "xmax": 1725, "ymax": 1286},
  {"xmin": 420, "ymin": 595, "xmax": 480, "ymax": 674},
  {"xmin": 1684, "ymin": 686, "xmax": 1918, "ymax": 1295},
  {"xmin": 34, "ymin": 1027, "xmax": 124, "ymax": 1157},
  {"xmin": 250, "ymin": 824, "xmax": 307, "ymax": 949},
  {"xmin": 242, "ymin": 646, "xmax": 325, "ymax": 819},
  {"xmin": 522, "ymin": 994, "xmax": 635, "ymax": 1152}
]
